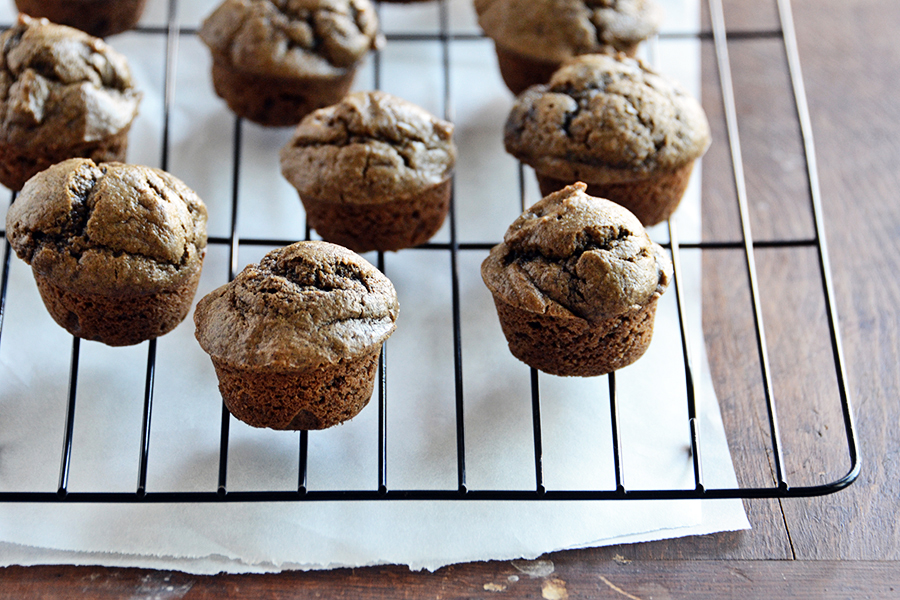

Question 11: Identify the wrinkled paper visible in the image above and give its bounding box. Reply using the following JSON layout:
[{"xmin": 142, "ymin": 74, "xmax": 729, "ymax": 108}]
[{"xmin": 0, "ymin": 0, "xmax": 747, "ymax": 573}]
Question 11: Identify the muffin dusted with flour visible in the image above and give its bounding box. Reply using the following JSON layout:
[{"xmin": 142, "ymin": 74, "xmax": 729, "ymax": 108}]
[
  {"xmin": 474, "ymin": 0, "xmax": 662, "ymax": 94},
  {"xmin": 199, "ymin": 0, "xmax": 383, "ymax": 126},
  {"xmin": 481, "ymin": 183, "xmax": 671, "ymax": 377},
  {"xmin": 194, "ymin": 241, "xmax": 399, "ymax": 430},
  {"xmin": 280, "ymin": 90, "xmax": 456, "ymax": 252},
  {"xmin": 0, "ymin": 16, "xmax": 142, "ymax": 191},
  {"xmin": 504, "ymin": 53, "xmax": 710, "ymax": 226},
  {"xmin": 5, "ymin": 159, "xmax": 208, "ymax": 346}
]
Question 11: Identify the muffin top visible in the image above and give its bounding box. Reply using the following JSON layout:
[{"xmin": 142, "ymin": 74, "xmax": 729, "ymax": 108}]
[
  {"xmin": 199, "ymin": 0, "xmax": 382, "ymax": 78},
  {"xmin": 481, "ymin": 183, "xmax": 671, "ymax": 321},
  {"xmin": 280, "ymin": 90, "xmax": 456, "ymax": 203},
  {"xmin": 474, "ymin": 0, "xmax": 662, "ymax": 63},
  {"xmin": 0, "ymin": 15, "xmax": 141, "ymax": 149},
  {"xmin": 504, "ymin": 53, "xmax": 711, "ymax": 183},
  {"xmin": 5, "ymin": 158, "xmax": 208, "ymax": 295},
  {"xmin": 194, "ymin": 241, "xmax": 399, "ymax": 370}
]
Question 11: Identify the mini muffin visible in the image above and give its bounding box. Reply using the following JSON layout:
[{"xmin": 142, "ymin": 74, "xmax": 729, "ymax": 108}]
[
  {"xmin": 474, "ymin": 0, "xmax": 662, "ymax": 94},
  {"xmin": 5, "ymin": 159, "xmax": 208, "ymax": 346},
  {"xmin": 481, "ymin": 183, "xmax": 671, "ymax": 377},
  {"xmin": 198, "ymin": 0, "xmax": 383, "ymax": 127},
  {"xmin": 15, "ymin": 0, "xmax": 148, "ymax": 38},
  {"xmin": 504, "ymin": 53, "xmax": 710, "ymax": 226},
  {"xmin": 0, "ymin": 15, "xmax": 142, "ymax": 191},
  {"xmin": 193, "ymin": 241, "xmax": 399, "ymax": 430},
  {"xmin": 280, "ymin": 90, "xmax": 456, "ymax": 252}
]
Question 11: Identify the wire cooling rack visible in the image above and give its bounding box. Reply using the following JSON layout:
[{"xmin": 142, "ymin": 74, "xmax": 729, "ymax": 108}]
[{"xmin": 0, "ymin": 0, "xmax": 859, "ymax": 503}]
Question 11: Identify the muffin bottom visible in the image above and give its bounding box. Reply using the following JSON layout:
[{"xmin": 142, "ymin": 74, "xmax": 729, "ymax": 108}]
[
  {"xmin": 0, "ymin": 130, "xmax": 130, "ymax": 192},
  {"xmin": 491, "ymin": 295, "xmax": 660, "ymax": 377},
  {"xmin": 493, "ymin": 43, "xmax": 638, "ymax": 96},
  {"xmin": 15, "ymin": 0, "xmax": 148, "ymax": 37},
  {"xmin": 536, "ymin": 163, "xmax": 695, "ymax": 227},
  {"xmin": 300, "ymin": 179, "xmax": 452, "ymax": 253},
  {"xmin": 32, "ymin": 263, "xmax": 202, "ymax": 347},
  {"xmin": 210, "ymin": 348, "xmax": 382, "ymax": 430},
  {"xmin": 211, "ymin": 59, "xmax": 357, "ymax": 127}
]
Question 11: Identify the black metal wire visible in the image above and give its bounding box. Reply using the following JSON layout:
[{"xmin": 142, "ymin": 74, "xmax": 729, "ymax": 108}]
[
  {"xmin": 376, "ymin": 252, "xmax": 388, "ymax": 496},
  {"xmin": 434, "ymin": 0, "xmax": 469, "ymax": 496},
  {"xmin": 135, "ymin": 339, "xmax": 156, "ymax": 497},
  {"xmin": 0, "ymin": 234, "xmax": 13, "ymax": 354},
  {"xmin": 667, "ymin": 219, "xmax": 705, "ymax": 492},
  {"xmin": 56, "ymin": 338, "xmax": 81, "ymax": 498},
  {"xmin": 708, "ymin": 0, "xmax": 788, "ymax": 492},
  {"xmin": 0, "ymin": 0, "xmax": 860, "ymax": 504},
  {"xmin": 775, "ymin": 0, "xmax": 861, "ymax": 484}
]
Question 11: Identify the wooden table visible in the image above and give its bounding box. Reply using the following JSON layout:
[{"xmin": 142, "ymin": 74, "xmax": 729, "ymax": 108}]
[{"xmin": 2, "ymin": 0, "xmax": 898, "ymax": 596}]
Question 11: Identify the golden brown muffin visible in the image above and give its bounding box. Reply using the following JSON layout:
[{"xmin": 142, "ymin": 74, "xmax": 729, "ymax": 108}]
[
  {"xmin": 504, "ymin": 53, "xmax": 710, "ymax": 226},
  {"xmin": 198, "ymin": 0, "xmax": 383, "ymax": 127},
  {"xmin": 280, "ymin": 90, "xmax": 456, "ymax": 252},
  {"xmin": 0, "ymin": 15, "xmax": 142, "ymax": 191},
  {"xmin": 14, "ymin": 0, "xmax": 148, "ymax": 38},
  {"xmin": 193, "ymin": 241, "xmax": 399, "ymax": 430},
  {"xmin": 481, "ymin": 183, "xmax": 671, "ymax": 377},
  {"xmin": 474, "ymin": 0, "xmax": 662, "ymax": 94},
  {"xmin": 5, "ymin": 159, "xmax": 208, "ymax": 346}
]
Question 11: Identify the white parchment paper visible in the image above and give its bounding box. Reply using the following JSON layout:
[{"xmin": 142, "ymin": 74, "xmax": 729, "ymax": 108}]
[{"xmin": 0, "ymin": 0, "xmax": 748, "ymax": 573}]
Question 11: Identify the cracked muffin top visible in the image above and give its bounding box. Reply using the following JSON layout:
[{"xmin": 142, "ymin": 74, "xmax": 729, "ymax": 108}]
[
  {"xmin": 199, "ymin": 0, "xmax": 382, "ymax": 78},
  {"xmin": 5, "ymin": 158, "xmax": 208, "ymax": 295},
  {"xmin": 481, "ymin": 183, "xmax": 671, "ymax": 321},
  {"xmin": 280, "ymin": 90, "xmax": 456, "ymax": 203},
  {"xmin": 504, "ymin": 53, "xmax": 710, "ymax": 183},
  {"xmin": 474, "ymin": 0, "xmax": 662, "ymax": 63},
  {"xmin": 194, "ymin": 241, "xmax": 399, "ymax": 370},
  {"xmin": 0, "ymin": 15, "xmax": 141, "ymax": 150}
]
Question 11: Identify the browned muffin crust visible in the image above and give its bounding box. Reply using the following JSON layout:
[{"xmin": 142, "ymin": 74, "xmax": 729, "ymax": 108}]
[
  {"xmin": 195, "ymin": 241, "xmax": 398, "ymax": 370},
  {"xmin": 5, "ymin": 158, "xmax": 208, "ymax": 345},
  {"xmin": 280, "ymin": 90, "xmax": 456, "ymax": 251},
  {"xmin": 475, "ymin": 0, "xmax": 662, "ymax": 93},
  {"xmin": 199, "ymin": 0, "xmax": 382, "ymax": 125},
  {"xmin": 194, "ymin": 241, "xmax": 399, "ymax": 430},
  {"xmin": 209, "ymin": 348, "xmax": 381, "ymax": 429},
  {"xmin": 475, "ymin": 0, "xmax": 662, "ymax": 63},
  {"xmin": 298, "ymin": 178, "xmax": 451, "ymax": 252},
  {"xmin": 482, "ymin": 183, "xmax": 669, "ymax": 321},
  {"xmin": 504, "ymin": 53, "xmax": 710, "ymax": 224},
  {"xmin": 505, "ymin": 53, "xmax": 709, "ymax": 182},
  {"xmin": 0, "ymin": 15, "xmax": 142, "ymax": 190},
  {"xmin": 200, "ymin": 0, "xmax": 382, "ymax": 77},
  {"xmin": 15, "ymin": 0, "xmax": 148, "ymax": 38},
  {"xmin": 280, "ymin": 90, "xmax": 455, "ymax": 202},
  {"xmin": 481, "ymin": 183, "xmax": 671, "ymax": 376}
]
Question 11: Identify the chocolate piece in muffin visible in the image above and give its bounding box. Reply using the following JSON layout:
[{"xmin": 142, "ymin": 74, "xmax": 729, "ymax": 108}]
[
  {"xmin": 15, "ymin": 0, "xmax": 148, "ymax": 38},
  {"xmin": 504, "ymin": 53, "xmax": 711, "ymax": 226},
  {"xmin": 0, "ymin": 15, "xmax": 142, "ymax": 191},
  {"xmin": 5, "ymin": 158, "xmax": 208, "ymax": 346},
  {"xmin": 481, "ymin": 183, "xmax": 671, "ymax": 377},
  {"xmin": 199, "ymin": 0, "xmax": 383, "ymax": 127},
  {"xmin": 280, "ymin": 90, "xmax": 456, "ymax": 252},
  {"xmin": 193, "ymin": 241, "xmax": 399, "ymax": 430},
  {"xmin": 474, "ymin": 0, "xmax": 663, "ymax": 94}
]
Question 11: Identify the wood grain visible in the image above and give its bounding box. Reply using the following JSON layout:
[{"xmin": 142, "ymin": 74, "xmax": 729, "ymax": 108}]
[{"xmin": 2, "ymin": 559, "xmax": 899, "ymax": 599}]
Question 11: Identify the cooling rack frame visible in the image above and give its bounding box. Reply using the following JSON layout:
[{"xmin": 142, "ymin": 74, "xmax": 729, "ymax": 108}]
[{"xmin": 0, "ymin": 0, "xmax": 859, "ymax": 504}]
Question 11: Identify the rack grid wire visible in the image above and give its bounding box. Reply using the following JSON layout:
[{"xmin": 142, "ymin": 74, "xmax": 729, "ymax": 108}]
[{"xmin": 0, "ymin": 0, "xmax": 859, "ymax": 503}]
